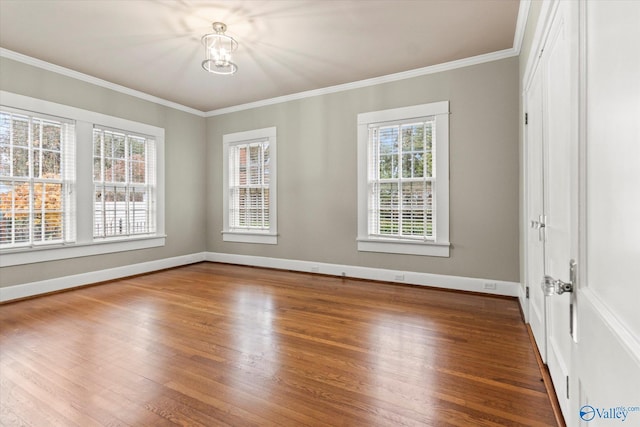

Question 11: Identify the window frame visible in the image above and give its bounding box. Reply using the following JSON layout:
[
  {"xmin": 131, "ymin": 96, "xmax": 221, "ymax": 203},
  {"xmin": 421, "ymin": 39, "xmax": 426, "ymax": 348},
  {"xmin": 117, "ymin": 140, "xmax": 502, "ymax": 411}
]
[
  {"xmin": 0, "ymin": 107, "xmax": 76, "ymax": 249},
  {"xmin": 357, "ymin": 101, "xmax": 450, "ymax": 257},
  {"xmin": 222, "ymin": 127, "xmax": 277, "ymax": 245},
  {"xmin": 0, "ymin": 91, "xmax": 165, "ymax": 267},
  {"xmin": 92, "ymin": 126, "xmax": 157, "ymax": 239}
]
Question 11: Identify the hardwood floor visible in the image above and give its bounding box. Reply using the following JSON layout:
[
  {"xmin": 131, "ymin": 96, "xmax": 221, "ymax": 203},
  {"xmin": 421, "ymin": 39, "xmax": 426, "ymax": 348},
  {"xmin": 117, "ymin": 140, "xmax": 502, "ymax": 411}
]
[{"xmin": 0, "ymin": 262, "xmax": 558, "ymax": 426}]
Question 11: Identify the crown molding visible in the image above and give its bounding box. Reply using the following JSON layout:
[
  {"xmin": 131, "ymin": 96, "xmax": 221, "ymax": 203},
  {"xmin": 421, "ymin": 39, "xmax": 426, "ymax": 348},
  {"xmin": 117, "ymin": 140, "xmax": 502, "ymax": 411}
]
[
  {"xmin": 206, "ymin": 1, "xmax": 530, "ymax": 116},
  {"xmin": 205, "ymin": 48, "xmax": 519, "ymax": 117},
  {"xmin": 0, "ymin": 48, "xmax": 206, "ymax": 117}
]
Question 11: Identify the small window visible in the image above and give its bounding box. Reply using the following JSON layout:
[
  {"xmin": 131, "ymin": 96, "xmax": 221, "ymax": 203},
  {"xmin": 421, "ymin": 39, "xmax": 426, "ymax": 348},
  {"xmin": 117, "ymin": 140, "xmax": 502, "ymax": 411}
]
[
  {"xmin": 93, "ymin": 126, "xmax": 156, "ymax": 239},
  {"xmin": 0, "ymin": 108, "xmax": 75, "ymax": 249},
  {"xmin": 357, "ymin": 102, "xmax": 450, "ymax": 257},
  {"xmin": 223, "ymin": 127, "xmax": 277, "ymax": 244}
]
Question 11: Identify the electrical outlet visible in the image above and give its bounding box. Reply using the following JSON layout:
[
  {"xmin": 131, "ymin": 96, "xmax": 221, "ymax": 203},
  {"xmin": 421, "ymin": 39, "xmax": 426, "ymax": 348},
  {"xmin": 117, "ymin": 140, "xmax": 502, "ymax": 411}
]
[
  {"xmin": 394, "ymin": 274, "xmax": 405, "ymax": 281},
  {"xmin": 483, "ymin": 282, "xmax": 497, "ymax": 290}
]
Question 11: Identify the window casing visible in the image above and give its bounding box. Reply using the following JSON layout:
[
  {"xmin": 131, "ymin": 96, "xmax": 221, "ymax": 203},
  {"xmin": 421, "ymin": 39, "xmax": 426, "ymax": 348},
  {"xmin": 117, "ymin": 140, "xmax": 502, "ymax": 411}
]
[
  {"xmin": 0, "ymin": 91, "xmax": 165, "ymax": 267},
  {"xmin": 357, "ymin": 101, "xmax": 450, "ymax": 257},
  {"xmin": 223, "ymin": 127, "xmax": 277, "ymax": 244}
]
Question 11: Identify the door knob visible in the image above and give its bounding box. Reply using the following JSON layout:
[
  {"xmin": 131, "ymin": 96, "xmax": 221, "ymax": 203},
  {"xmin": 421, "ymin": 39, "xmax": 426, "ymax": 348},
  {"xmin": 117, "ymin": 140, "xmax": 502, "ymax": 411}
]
[
  {"xmin": 541, "ymin": 260, "xmax": 577, "ymax": 296},
  {"xmin": 530, "ymin": 220, "xmax": 546, "ymax": 229},
  {"xmin": 531, "ymin": 215, "xmax": 547, "ymax": 241},
  {"xmin": 542, "ymin": 275, "xmax": 573, "ymax": 295}
]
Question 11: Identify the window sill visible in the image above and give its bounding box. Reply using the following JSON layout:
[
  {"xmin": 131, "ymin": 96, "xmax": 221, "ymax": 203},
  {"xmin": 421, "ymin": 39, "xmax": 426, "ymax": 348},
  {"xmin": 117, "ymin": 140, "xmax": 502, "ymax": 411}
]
[
  {"xmin": 0, "ymin": 235, "xmax": 166, "ymax": 267},
  {"xmin": 222, "ymin": 231, "xmax": 278, "ymax": 245},
  {"xmin": 357, "ymin": 237, "xmax": 450, "ymax": 257}
]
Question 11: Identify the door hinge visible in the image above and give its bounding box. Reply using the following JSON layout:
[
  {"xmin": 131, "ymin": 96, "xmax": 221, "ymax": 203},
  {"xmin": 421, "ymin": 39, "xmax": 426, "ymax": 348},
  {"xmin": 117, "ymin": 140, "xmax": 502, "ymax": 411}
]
[
  {"xmin": 566, "ymin": 375, "xmax": 570, "ymax": 399},
  {"xmin": 525, "ymin": 112, "xmax": 528, "ymax": 125},
  {"xmin": 526, "ymin": 286, "xmax": 530, "ymax": 299}
]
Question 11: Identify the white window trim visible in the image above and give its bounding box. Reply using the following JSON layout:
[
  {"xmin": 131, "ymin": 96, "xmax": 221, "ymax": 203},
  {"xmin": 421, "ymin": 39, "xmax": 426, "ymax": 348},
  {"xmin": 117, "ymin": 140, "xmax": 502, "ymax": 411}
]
[
  {"xmin": 0, "ymin": 91, "xmax": 165, "ymax": 267},
  {"xmin": 222, "ymin": 127, "xmax": 277, "ymax": 245},
  {"xmin": 357, "ymin": 101, "xmax": 450, "ymax": 257}
]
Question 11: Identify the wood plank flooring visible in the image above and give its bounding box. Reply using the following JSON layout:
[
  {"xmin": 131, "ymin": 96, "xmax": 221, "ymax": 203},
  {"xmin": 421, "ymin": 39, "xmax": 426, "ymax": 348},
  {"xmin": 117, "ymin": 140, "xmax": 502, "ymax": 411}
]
[{"xmin": 0, "ymin": 262, "xmax": 558, "ymax": 426}]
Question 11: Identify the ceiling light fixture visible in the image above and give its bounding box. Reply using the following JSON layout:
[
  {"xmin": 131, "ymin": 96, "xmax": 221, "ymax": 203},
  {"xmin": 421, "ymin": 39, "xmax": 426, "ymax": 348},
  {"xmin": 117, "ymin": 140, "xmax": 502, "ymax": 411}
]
[{"xmin": 201, "ymin": 22, "xmax": 238, "ymax": 75}]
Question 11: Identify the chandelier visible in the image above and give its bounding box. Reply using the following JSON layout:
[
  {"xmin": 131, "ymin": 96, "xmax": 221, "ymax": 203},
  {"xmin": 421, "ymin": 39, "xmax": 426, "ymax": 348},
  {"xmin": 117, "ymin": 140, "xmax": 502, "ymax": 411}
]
[{"xmin": 201, "ymin": 22, "xmax": 238, "ymax": 75}]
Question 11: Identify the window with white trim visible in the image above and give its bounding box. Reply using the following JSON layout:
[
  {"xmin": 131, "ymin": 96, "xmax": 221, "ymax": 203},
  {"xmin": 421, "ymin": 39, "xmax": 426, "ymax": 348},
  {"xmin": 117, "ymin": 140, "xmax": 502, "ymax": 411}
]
[
  {"xmin": 357, "ymin": 101, "xmax": 450, "ymax": 257},
  {"xmin": 0, "ymin": 108, "xmax": 76, "ymax": 249},
  {"xmin": 0, "ymin": 91, "xmax": 165, "ymax": 267},
  {"xmin": 223, "ymin": 127, "xmax": 277, "ymax": 244},
  {"xmin": 93, "ymin": 127, "xmax": 156, "ymax": 238}
]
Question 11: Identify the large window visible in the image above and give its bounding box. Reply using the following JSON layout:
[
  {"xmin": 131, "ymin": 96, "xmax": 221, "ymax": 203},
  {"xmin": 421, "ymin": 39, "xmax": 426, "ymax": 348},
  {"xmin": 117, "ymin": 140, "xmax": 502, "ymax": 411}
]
[
  {"xmin": 93, "ymin": 127, "xmax": 156, "ymax": 238},
  {"xmin": 0, "ymin": 108, "xmax": 75, "ymax": 248},
  {"xmin": 223, "ymin": 127, "xmax": 277, "ymax": 244},
  {"xmin": 0, "ymin": 91, "xmax": 164, "ymax": 267},
  {"xmin": 357, "ymin": 101, "xmax": 450, "ymax": 257}
]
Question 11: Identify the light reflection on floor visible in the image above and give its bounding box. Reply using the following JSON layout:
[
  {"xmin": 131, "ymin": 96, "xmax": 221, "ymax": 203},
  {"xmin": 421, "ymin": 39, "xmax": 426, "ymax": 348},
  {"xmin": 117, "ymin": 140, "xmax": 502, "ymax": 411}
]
[
  {"xmin": 229, "ymin": 286, "xmax": 280, "ymax": 396},
  {"xmin": 369, "ymin": 313, "xmax": 437, "ymax": 411}
]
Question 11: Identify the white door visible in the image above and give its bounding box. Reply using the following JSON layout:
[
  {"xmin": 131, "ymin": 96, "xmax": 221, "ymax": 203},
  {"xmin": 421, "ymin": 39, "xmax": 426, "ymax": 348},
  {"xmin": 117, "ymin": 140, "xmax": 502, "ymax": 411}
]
[
  {"xmin": 541, "ymin": 0, "xmax": 577, "ymax": 420},
  {"xmin": 525, "ymin": 0, "xmax": 577, "ymax": 422},
  {"xmin": 525, "ymin": 65, "xmax": 547, "ymax": 362},
  {"xmin": 575, "ymin": 1, "xmax": 640, "ymax": 425},
  {"xmin": 526, "ymin": 1, "xmax": 640, "ymax": 426}
]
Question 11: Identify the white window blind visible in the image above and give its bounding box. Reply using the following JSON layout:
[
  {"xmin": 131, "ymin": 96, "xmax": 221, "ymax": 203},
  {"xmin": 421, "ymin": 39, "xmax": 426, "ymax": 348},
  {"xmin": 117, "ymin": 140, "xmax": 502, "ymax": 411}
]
[
  {"xmin": 0, "ymin": 107, "xmax": 75, "ymax": 248},
  {"xmin": 368, "ymin": 118, "xmax": 435, "ymax": 240},
  {"xmin": 228, "ymin": 139, "xmax": 270, "ymax": 231},
  {"xmin": 93, "ymin": 126, "xmax": 156, "ymax": 238}
]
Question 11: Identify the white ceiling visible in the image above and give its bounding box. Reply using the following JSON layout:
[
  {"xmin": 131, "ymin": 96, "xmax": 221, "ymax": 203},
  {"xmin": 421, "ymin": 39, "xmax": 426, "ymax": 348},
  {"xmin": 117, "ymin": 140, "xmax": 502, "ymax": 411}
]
[{"xmin": 0, "ymin": 0, "xmax": 522, "ymax": 113}]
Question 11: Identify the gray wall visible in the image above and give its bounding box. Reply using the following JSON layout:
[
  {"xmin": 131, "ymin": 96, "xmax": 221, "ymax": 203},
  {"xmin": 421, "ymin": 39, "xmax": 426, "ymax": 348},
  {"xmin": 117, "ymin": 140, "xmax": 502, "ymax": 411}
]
[
  {"xmin": 0, "ymin": 57, "xmax": 207, "ymax": 287},
  {"xmin": 0, "ymin": 54, "xmax": 520, "ymax": 288},
  {"xmin": 207, "ymin": 57, "xmax": 520, "ymax": 282}
]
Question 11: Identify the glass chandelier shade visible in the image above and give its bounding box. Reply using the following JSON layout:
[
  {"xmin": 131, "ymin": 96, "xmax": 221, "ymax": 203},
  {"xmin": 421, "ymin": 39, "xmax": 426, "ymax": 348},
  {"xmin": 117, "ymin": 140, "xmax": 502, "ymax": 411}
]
[{"xmin": 201, "ymin": 22, "xmax": 238, "ymax": 75}]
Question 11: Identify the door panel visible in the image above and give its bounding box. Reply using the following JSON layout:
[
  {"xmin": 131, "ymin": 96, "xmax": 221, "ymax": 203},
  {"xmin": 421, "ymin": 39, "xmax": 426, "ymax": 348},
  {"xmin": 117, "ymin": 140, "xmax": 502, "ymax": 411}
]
[
  {"xmin": 542, "ymin": 2, "xmax": 575, "ymax": 419},
  {"xmin": 525, "ymin": 69, "xmax": 547, "ymax": 362},
  {"xmin": 577, "ymin": 1, "xmax": 640, "ymax": 424},
  {"xmin": 583, "ymin": 0, "xmax": 640, "ymax": 341},
  {"xmin": 525, "ymin": 1, "xmax": 577, "ymax": 423}
]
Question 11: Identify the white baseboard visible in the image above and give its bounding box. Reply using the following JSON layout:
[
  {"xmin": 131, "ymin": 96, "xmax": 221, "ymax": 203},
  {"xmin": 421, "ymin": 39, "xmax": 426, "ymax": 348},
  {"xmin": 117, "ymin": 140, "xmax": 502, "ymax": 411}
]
[
  {"xmin": 519, "ymin": 283, "xmax": 529, "ymax": 322},
  {"xmin": 1, "ymin": 251, "xmax": 521, "ymax": 303},
  {"xmin": 205, "ymin": 252, "xmax": 520, "ymax": 297},
  {"xmin": 0, "ymin": 252, "xmax": 207, "ymax": 302}
]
